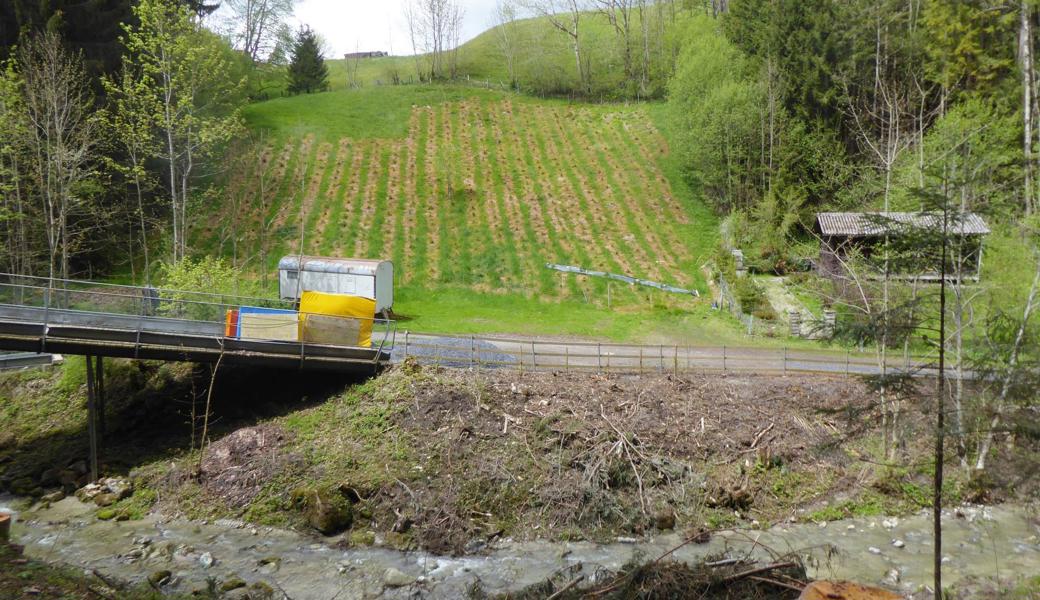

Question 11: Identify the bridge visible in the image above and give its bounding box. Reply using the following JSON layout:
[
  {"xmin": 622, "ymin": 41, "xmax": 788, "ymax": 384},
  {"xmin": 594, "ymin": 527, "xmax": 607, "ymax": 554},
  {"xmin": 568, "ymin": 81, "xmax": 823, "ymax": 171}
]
[
  {"xmin": 0, "ymin": 274, "xmax": 396, "ymax": 482},
  {"xmin": 0, "ymin": 274, "xmax": 395, "ymax": 373}
]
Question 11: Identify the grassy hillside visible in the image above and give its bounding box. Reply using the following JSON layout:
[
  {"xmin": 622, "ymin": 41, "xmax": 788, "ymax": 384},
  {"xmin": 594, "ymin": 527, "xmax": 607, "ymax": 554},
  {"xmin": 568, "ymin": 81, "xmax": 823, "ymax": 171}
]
[
  {"xmin": 196, "ymin": 84, "xmax": 736, "ymax": 342},
  {"xmin": 261, "ymin": 10, "xmax": 678, "ymax": 99}
]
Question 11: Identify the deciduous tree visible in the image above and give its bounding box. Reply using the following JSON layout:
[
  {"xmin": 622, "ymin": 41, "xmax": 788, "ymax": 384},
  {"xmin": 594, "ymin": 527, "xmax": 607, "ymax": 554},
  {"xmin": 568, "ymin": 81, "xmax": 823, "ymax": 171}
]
[
  {"xmin": 223, "ymin": 0, "xmax": 297, "ymax": 63},
  {"xmin": 121, "ymin": 0, "xmax": 245, "ymax": 263},
  {"xmin": 19, "ymin": 31, "xmax": 99, "ymax": 282}
]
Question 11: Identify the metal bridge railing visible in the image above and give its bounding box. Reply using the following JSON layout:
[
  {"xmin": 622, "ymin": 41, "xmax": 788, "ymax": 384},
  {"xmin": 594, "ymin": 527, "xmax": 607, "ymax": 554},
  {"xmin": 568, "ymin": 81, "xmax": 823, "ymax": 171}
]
[{"xmin": 0, "ymin": 274, "xmax": 396, "ymax": 360}]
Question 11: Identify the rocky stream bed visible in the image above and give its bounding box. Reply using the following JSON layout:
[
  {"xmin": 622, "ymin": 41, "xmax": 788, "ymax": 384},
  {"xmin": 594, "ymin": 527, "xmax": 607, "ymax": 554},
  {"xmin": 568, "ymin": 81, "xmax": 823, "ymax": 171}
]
[{"xmin": 2, "ymin": 494, "xmax": 1038, "ymax": 599}]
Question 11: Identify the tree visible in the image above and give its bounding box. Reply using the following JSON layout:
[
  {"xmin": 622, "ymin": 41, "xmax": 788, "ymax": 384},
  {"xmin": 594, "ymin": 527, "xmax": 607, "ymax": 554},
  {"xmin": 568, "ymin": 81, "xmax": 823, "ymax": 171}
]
[
  {"xmin": 0, "ymin": 56, "xmax": 31, "ymax": 277},
  {"xmin": 1020, "ymin": 0, "xmax": 1035, "ymax": 216},
  {"xmin": 19, "ymin": 31, "xmax": 100, "ymax": 282},
  {"xmin": 223, "ymin": 0, "xmax": 297, "ymax": 63},
  {"xmin": 121, "ymin": 0, "xmax": 245, "ymax": 263},
  {"xmin": 593, "ymin": 0, "xmax": 635, "ymax": 89},
  {"xmin": 404, "ymin": 0, "xmax": 465, "ymax": 81},
  {"xmin": 668, "ymin": 16, "xmax": 765, "ymax": 212},
  {"xmin": 287, "ymin": 26, "xmax": 329, "ymax": 94},
  {"xmin": 103, "ymin": 63, "xmax": 162, "ymax": 283},
  {"xmin": 519, "ymin": 0, "xmax": 590, "ymax": 95},
  {"xmin": 0, "ymin": 0, "xmax": 135, "ymax": 82},
  {"xmin": 491, "ymin": 0, "xmax": 521, "ymax": 89}
]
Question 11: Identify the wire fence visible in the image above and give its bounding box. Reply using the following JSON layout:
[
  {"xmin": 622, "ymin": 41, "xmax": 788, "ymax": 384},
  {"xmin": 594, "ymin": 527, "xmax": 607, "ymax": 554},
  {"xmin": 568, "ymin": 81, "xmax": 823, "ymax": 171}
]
[{"xmin": 395, "ymin": 332, "xmax": 931, "ymax": 378}]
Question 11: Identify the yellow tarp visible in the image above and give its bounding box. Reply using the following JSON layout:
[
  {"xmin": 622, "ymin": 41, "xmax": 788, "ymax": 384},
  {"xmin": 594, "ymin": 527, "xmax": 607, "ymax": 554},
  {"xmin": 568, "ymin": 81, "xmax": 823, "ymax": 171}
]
[{"xmin": 298, "ymin": 291, "xmax": 376, "ymax": 347}]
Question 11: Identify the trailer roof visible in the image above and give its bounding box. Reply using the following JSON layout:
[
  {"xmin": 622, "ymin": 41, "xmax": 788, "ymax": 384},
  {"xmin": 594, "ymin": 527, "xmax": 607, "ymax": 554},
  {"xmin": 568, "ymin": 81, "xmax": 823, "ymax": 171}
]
[{"xmin": 278, "ymin": 256, "xmax": 391, "ymax": 275}]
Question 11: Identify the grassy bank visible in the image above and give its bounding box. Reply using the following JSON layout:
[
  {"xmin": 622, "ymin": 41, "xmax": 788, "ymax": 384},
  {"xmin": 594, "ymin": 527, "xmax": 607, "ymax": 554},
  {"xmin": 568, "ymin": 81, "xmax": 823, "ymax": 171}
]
[{"xmin": 5, "ymin": 360, "xmax": 1025, "ymax": 555}]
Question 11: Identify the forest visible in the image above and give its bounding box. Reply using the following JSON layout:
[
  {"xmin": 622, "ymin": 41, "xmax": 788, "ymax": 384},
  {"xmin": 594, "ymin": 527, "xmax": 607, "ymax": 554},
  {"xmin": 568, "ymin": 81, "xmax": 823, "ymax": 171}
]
[{"xmin": 669, "ymin": 0, "xmax": 1031, "ymax": 273}]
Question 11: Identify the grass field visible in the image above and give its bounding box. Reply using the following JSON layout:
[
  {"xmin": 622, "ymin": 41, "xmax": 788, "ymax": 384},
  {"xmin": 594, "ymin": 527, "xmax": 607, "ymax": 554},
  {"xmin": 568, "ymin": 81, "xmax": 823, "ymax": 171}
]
[
  {"xmin": 257, "ymin": 10, "xmax": 677, "ymax": 100},
  {"xmin": 197, "ymin": 84, "xmax": 741, "ymax": 343}
]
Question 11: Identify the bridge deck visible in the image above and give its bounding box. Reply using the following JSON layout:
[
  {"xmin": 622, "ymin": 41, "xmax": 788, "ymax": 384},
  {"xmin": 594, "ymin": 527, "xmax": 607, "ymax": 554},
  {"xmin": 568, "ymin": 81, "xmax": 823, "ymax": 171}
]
[{"xmin": 0, "ymin": 305, "xmax": 389, "ymax": 373}]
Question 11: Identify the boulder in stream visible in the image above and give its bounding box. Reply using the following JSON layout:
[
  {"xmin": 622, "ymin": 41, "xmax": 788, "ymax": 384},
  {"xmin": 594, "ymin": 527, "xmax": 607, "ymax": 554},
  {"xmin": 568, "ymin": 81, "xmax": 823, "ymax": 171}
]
[
  {"xmin": 383, "ymin": 567, "xmax": 414, "ymax": 587},
  {"xmin": 294, "ymin": 486, "xmax": 353, "ymax": 535}
]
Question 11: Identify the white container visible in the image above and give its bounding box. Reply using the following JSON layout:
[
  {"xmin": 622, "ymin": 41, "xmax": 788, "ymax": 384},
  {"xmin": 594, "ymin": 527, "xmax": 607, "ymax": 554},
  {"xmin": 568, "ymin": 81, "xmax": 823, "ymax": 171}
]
[{"xmin": 278, "ymin": 256, "xmax": 394, "ymax": 314}]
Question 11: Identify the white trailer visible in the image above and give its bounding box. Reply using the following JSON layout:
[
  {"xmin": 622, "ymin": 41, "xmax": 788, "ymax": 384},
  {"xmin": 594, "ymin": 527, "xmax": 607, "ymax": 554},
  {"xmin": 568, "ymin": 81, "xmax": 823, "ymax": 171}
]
[{"xmin": 278, "ymin": 256, "xmax": 394, "ymax": 314}]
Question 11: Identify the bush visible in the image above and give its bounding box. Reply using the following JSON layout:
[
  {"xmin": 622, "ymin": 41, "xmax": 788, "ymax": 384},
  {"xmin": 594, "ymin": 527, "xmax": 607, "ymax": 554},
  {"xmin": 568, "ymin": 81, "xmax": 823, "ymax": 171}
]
[
  {"xmin": 732, "ymin": 276, "xmax": 775, "ymax": 320},
  {"xmin": 157, "ymin": 257, "xmax": 258, "ymax": 321}
]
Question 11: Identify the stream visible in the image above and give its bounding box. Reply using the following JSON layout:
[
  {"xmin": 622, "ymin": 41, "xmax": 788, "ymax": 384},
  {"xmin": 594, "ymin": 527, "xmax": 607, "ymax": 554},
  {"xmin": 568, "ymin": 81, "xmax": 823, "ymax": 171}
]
[{"xmin": 2, "ymin": 495, "xmax": 1038, "ymax": 599}]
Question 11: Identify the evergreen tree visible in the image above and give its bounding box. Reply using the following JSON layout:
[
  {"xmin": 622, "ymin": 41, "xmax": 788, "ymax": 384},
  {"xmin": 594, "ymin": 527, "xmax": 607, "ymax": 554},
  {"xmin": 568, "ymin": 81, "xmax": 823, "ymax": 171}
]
[{"xmin": 286, "ymin": 26, "xmax": 328, "ymax": 94}]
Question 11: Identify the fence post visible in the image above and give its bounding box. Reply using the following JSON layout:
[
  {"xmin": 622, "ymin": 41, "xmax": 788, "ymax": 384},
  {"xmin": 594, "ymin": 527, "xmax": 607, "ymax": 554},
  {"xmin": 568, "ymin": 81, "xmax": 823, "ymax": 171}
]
[
  {"xmin": 565, "ymin": 346, "xmax": 569, "ymax": 370},
  {"xmin": 404, "ymin": 331, "xmax": 409, "ymax": 358},
  {"xmin": 723, "ymin": 345, "xmax": 727, "ymax": 373},
  {"xmin": 532, "ymin": 342, "xmax": 537, "ymax": 369},
  {"xmin": 784, "ymin": 346, "xmax": 788, "ymax": 375},
  {"xmin": 659, "ymin": 345, "xmax": 664, "ymax": 373},
  {"xmin": 598, "ymin": 343, "xmax": 602, "ymax": 372},
  {"xmin": 639, "ymin": 346, "xmax": 643, "ymax": 374},
  {"xmin": 845, "ymin": 350, "xmax": 849, "ymax": 379},
  {"xmin": 518, "ymin": 343, "xmax": 523, "ymax": 375},
  {"xmin": 673, "ymin": 346, "xmax": 678, "ymax": 376},
  {"xmin": 470, "ymin": 335, "xmax": 475, "ymax": 369}
]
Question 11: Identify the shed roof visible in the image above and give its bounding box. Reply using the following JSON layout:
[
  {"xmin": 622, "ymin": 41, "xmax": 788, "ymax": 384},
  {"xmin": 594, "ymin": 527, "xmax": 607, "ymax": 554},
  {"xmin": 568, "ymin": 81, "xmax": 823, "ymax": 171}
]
[
  {"xmin": 278, "ymin": 256, "xmax": 391, "ymax": 275},
  {"xmin": 815, "ymin": 212, "xmax": 990, "ymax": 237}
]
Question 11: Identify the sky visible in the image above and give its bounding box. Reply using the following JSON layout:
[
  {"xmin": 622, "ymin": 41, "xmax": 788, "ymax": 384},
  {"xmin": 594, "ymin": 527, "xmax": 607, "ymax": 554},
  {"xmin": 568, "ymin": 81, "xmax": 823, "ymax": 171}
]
[{"xmin": 291, "ymin": 0, "xmax": 498, "ymax": 58}]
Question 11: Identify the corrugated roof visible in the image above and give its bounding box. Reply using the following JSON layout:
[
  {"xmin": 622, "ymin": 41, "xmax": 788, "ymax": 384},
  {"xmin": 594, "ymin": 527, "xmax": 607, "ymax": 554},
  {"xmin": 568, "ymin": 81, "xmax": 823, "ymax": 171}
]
[
  {"xmin": 278, "ymin": 256, "xmax": 391, "ymax": 275},
  {"xmin": 815, "ymin": 212, "xmax": 990, "ymax": 237}
]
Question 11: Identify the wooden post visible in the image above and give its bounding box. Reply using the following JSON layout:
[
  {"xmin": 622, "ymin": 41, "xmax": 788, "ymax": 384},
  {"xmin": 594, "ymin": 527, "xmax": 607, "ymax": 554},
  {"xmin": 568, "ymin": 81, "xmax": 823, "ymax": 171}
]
[
  {"xmin": 404, "ymin": 330, "xmax": 409, "ymax": 358},
  {"xmin": 723, "ymin": 345, "xmax": 727, "ymax": 373},
  {"xmin": 0, "ymin": 512, "xmax": 9, "ymax": 542},
  {"xmin": 673, "ymin": 346, "xmax": 678, "ymax": 376},
  {"xmin": 783, "ymin": 347, "xmax": 788, "ymax": 376},
  {"xmin": 845, "ymin": 350, "xmax": 850, "ymax": 379},
  {"xmin": 659, "ymin": 345, "xmax": 664, "ymax": 373},
  {"xmin": 639, "ymin": 347, "xmax": 643, "ymax": 373},
  {"xmin": 518, "ymin": 343, "xmax": 523, "ymax": 375},
  {"xmin": 565, "ymin": 346, "xmax": 569, "ymax": 370},
  {"xmin": 470, "ymin": 335, "xmax": 475, "ymax": 369},
  {"xmin": 85, "ymin": 355, "xmax": 99, "ymax": 482},
  {"xmin": 597, "ymin": 343, "xmax": 602, "ymax": 372}
]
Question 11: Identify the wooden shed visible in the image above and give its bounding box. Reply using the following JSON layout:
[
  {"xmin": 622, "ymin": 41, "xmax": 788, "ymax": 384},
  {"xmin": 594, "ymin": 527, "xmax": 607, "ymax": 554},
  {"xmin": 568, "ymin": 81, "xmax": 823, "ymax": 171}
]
[{"xmin": 814, "ymin": 212, "xmax": 990, "ymax": 281}]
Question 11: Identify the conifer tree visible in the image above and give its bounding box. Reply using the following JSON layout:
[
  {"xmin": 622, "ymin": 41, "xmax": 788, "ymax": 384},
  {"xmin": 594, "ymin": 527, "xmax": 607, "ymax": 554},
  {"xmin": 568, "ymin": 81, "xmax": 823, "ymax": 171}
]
[{"xmin": 286, "ymin": 26, "xmax": 328, "ymax": 94}]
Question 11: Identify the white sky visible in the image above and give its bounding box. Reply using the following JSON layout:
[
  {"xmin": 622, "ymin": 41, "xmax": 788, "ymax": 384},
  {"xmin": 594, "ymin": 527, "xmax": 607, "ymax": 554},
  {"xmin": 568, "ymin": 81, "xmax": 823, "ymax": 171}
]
[{"xmin": 291, "ymin": 0, "xmax": 498, "ymax": 58}]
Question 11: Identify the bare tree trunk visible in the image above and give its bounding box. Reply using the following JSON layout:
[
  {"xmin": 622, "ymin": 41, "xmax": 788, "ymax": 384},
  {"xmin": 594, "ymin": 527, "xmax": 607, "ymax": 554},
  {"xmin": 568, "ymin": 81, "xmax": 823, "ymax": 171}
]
[
  {"xmin": 934, "ymin": 203, "xmax": 949, "ymax": 600},
  {"xmin": 133, "ymin": 171, "xmax": 151, "ymax": 283},
  {"xmin": 1022, "ymin": 0, "xmax": 1034, "ymax": 215},
  {"xmin": 638, "ymin": 0, "xmax": 651, "ymax": 96},
  {"xmin": 974, "ymin": 254, "xmax": 1040, "ymax": 471}
]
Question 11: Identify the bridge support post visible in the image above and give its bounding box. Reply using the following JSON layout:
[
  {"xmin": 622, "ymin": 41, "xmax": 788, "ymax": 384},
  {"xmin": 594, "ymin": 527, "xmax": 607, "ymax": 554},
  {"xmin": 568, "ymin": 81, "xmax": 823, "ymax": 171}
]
[
  {"xmin": 96, "ymin": 356, "xmax": 105, "ymax": 439},
  {"xmin": 85, "ymin": 355, "xmax": 99, "ymax": 482}
]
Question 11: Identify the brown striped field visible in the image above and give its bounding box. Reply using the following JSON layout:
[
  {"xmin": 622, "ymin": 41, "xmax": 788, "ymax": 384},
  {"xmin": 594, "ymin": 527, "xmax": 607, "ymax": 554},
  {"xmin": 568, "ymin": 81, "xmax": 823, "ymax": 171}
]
[{"xmin": 200, "ymin": 88, "xmax": 717, "ymax": 307}]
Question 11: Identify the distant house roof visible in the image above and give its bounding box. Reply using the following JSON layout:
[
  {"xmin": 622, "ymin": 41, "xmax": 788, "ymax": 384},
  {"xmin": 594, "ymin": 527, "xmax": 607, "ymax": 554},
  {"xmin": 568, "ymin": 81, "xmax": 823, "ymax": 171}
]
[{"xmin": 815, "ymin": 212, "xmax": 990, "ymax": 237}]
